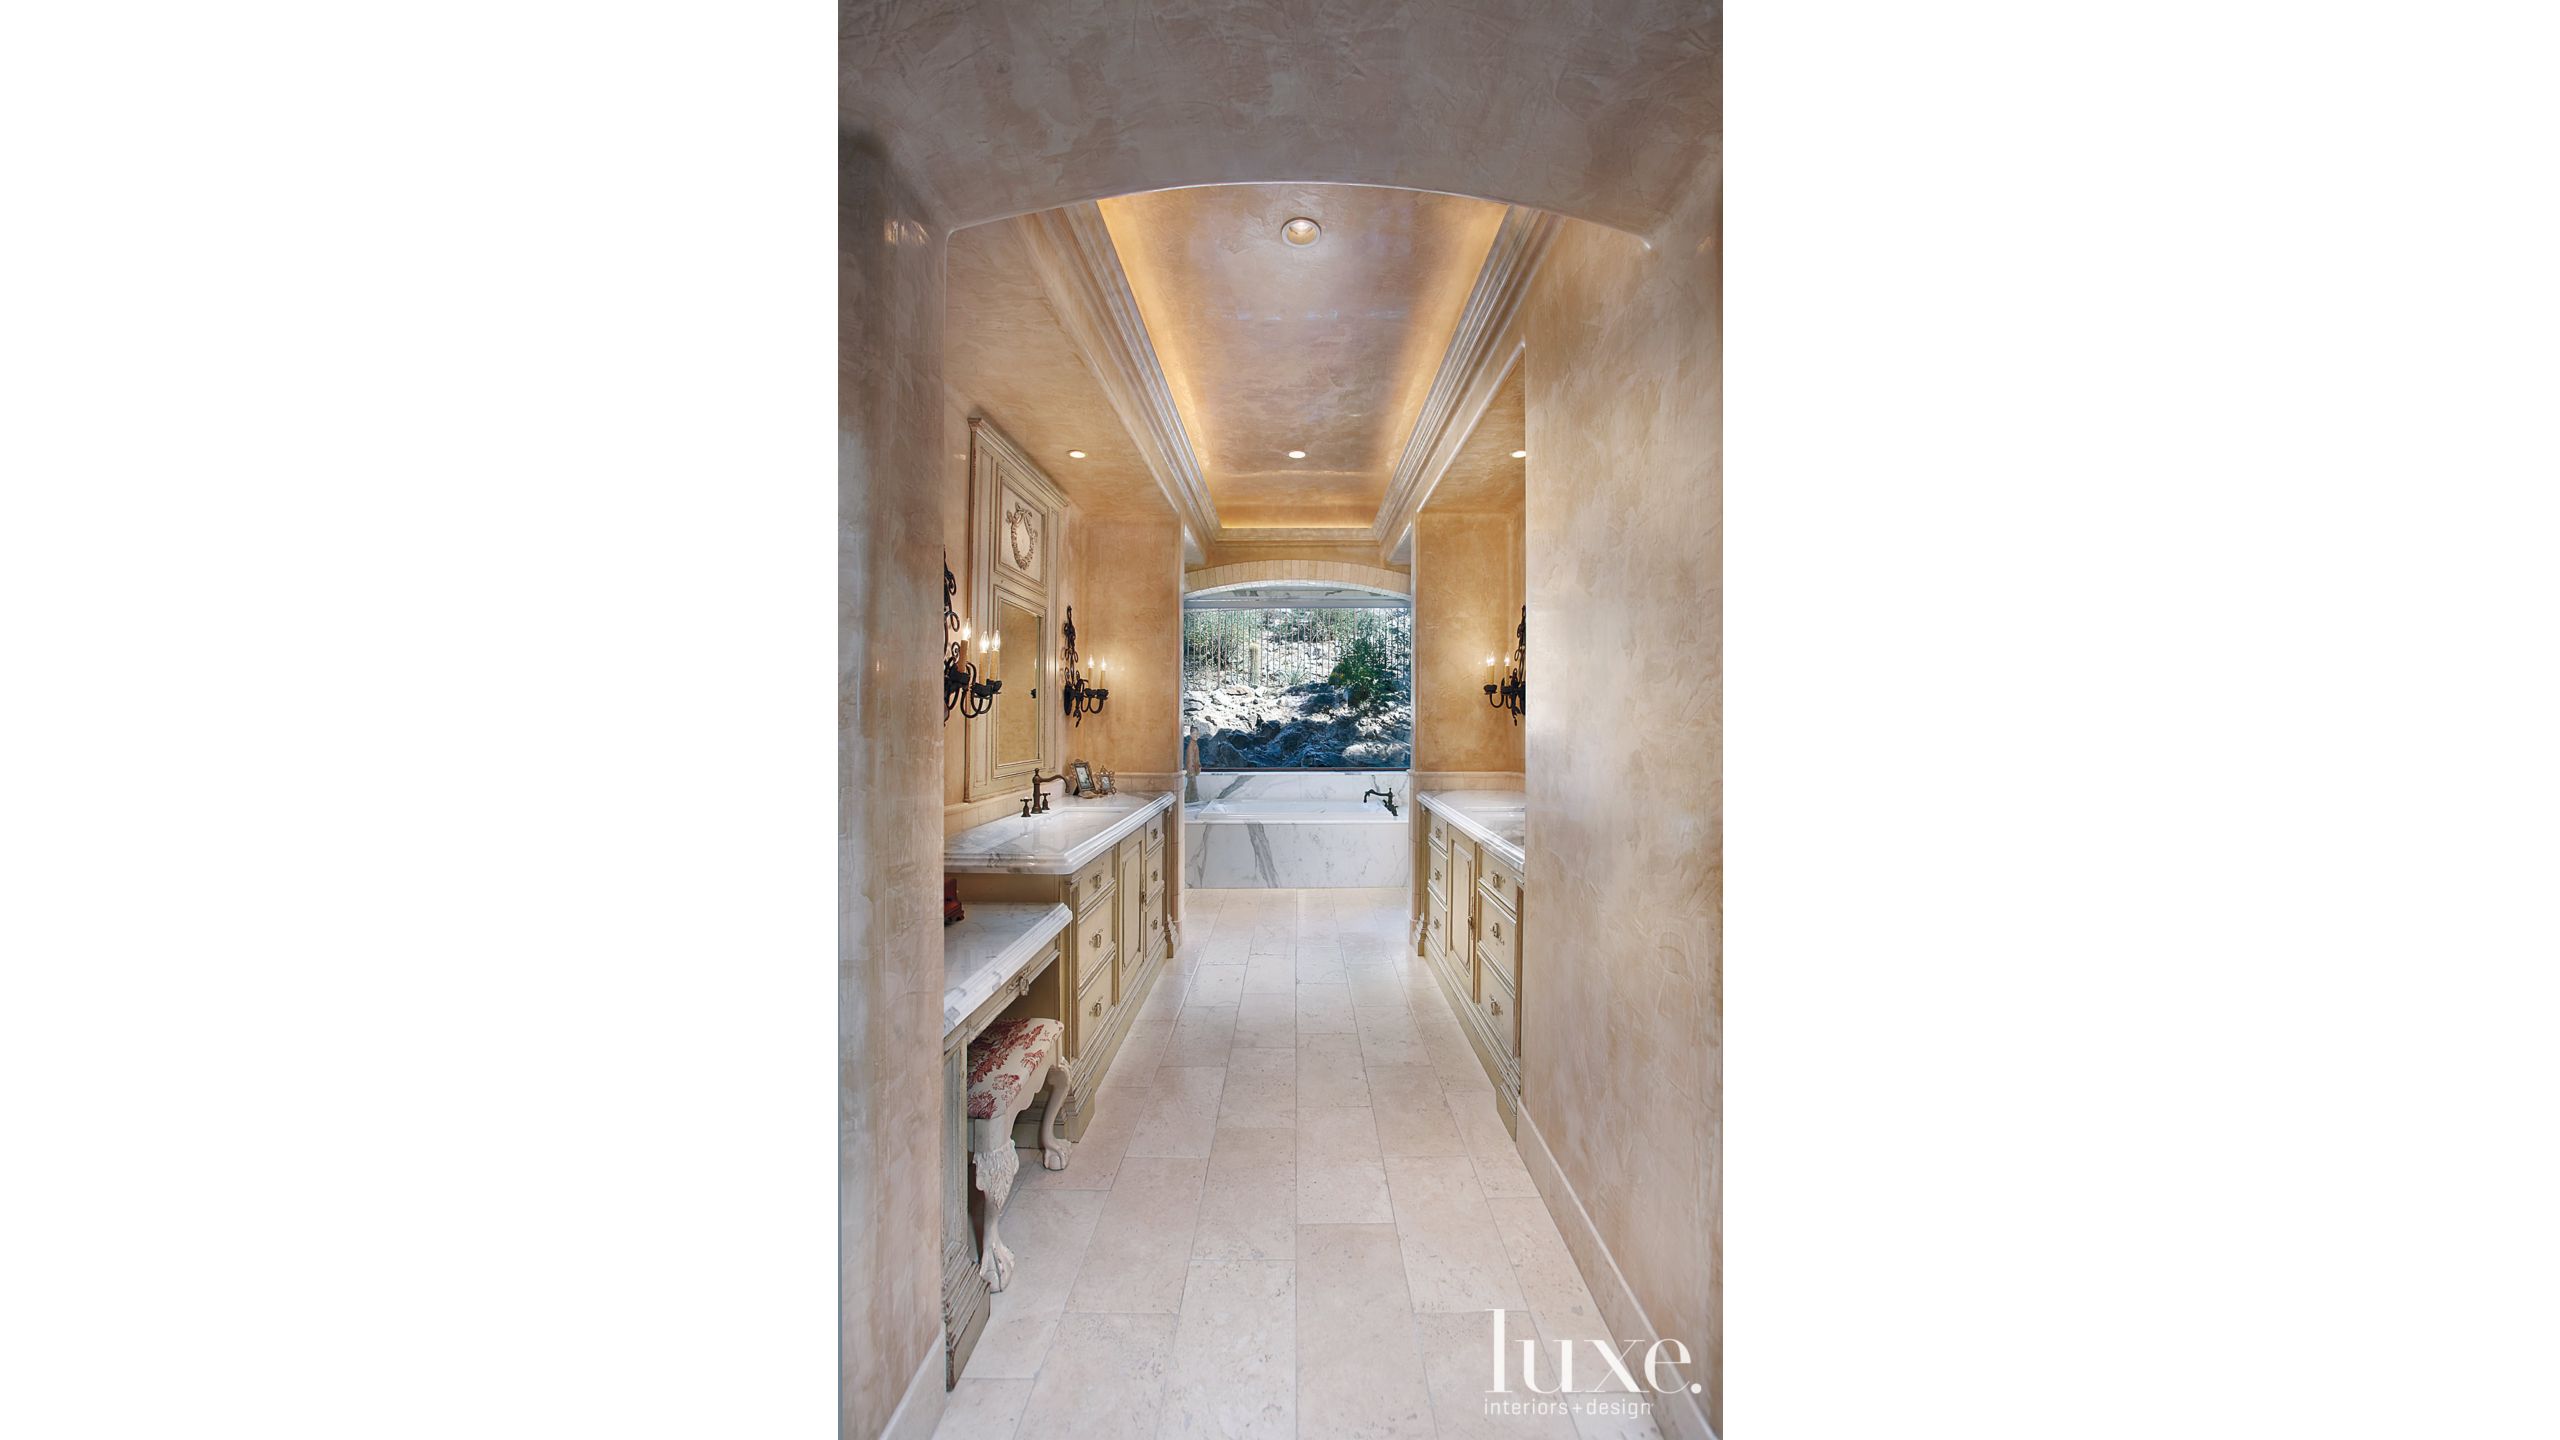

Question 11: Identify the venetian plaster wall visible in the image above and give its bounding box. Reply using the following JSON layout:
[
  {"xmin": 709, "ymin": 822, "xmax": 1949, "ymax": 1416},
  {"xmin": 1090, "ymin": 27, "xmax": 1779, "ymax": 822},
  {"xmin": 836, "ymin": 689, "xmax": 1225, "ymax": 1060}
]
[
  {"xmin": 1412, "ymin": 511, "xmax": 1526, "ymax": 775},
  {"xmin": 1069, "ymin": 514, "xmax": 1183, "ymax": 789},
  {"xmin": 839, "ymin": 141, "xmax": 948, "ymax": 1440},
  {"xmin": 1520, "ymin": 165, "xmax": 1722, "ymax": 1431}
]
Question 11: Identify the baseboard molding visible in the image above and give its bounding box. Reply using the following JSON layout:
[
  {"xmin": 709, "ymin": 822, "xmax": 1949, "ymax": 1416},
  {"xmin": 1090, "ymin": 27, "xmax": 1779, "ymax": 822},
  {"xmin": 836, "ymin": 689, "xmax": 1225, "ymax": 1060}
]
[
  {"xmin": 1517, "ymin": 1109, "xmax": 1717, "ymax": 1440},
  {"xmin": 875, "ymin": 1335, "xmax": 944, "ymax": 1440}
]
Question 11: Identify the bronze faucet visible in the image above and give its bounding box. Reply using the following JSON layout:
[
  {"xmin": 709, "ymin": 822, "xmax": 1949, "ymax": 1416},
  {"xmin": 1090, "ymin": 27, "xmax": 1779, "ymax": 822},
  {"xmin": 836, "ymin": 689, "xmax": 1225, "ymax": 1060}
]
[{"xmin": 1023, "ymin": 768, "xmax": 1060, "ymax": 815}]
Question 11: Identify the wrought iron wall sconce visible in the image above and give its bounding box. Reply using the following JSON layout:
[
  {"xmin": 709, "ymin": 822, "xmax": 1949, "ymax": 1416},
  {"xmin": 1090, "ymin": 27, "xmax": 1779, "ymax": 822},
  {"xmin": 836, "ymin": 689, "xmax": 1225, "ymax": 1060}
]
[
  {"xmin": 1483, "ymin": 606, "xmax": 1526, "ymax": 724},
  {"xmin": 1059, "ymin": 605, "xmax": 1109, "ymax": 725},
  {"xmin": 944, "ymin": 555, "xmax": 1002, "ymax": 722}
]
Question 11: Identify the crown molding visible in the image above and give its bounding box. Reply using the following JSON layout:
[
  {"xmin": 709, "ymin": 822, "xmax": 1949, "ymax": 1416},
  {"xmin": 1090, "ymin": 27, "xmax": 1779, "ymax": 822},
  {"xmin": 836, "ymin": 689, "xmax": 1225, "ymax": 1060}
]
[
  {"xmin": 1206, "ymin": 526, "xmax": 1381, "ymax": 550},
  {"xmin": 1370, "ymin": 206, "xmax": 1561, "ymax": 562},
  {"xmin": 1015, "ymin": 204, "xmax": 1220, "ymax": 555}
]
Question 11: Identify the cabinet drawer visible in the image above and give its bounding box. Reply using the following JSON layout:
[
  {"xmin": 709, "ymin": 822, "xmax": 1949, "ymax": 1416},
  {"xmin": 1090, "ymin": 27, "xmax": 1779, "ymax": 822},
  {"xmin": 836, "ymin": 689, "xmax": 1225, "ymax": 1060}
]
[
  {"xmin": 1476, "ymin": 898, "xmax": 1518, "ymax": 991},
  {"xmin": 1423, "ymin": 888, "xmax": 1452, "ymax": 954},
  {"xmin": 1424, "ymin": 849, "xmax": 1452, "ymax": 896},
  {"xmin": 1072, "ymin": 854, "xmax": 1116, "ymax": 911},
  {"xmin": 1478, "ymin": 857, "xmax": 1520, "ymax": 912},
  {"xmin": 1144, "ymin": 846, "xmax": 1165, "ymax": 895},
  {"xmin": 1072, "ymin": 912, "xmax": 1116, "ymax": 992},
  {"xmin": 1073, "ymin": 971, "xmax": 1113, "ymax": 1034},
  {"xmin": 1475, "ymin": 965, "xmax": 1519, "ymax": 1066},
  {"xmin": 1145, "ymin": 814, "xmax": 1165, "ymax": 849}
]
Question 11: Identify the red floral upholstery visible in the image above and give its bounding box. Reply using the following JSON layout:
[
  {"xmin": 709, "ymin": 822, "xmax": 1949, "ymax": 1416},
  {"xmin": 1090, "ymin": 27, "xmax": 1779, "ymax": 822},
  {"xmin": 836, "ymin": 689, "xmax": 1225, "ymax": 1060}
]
[{"xmin": 967, "ymin": 1018, "xmax": 1062, "ymax": 1120}]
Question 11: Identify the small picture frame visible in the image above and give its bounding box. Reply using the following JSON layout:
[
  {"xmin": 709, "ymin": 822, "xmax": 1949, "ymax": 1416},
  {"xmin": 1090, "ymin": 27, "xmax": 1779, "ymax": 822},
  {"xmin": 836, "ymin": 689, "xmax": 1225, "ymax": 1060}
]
[
  {"xmin": 1069, "ymin": 758, "xmax": 1095, "ymax": 796},
  {"xmin": 1096, "ymin": 766, "xmax": 1116, "ymax": 795}
]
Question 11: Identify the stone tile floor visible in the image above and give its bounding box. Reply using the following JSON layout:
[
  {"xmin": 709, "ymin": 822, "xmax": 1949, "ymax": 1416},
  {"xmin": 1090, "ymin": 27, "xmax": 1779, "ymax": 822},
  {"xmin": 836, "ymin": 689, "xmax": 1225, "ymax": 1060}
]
[{"xmin": 937, "ymin": 887, "xmax": 1668, "ymax": 1440}]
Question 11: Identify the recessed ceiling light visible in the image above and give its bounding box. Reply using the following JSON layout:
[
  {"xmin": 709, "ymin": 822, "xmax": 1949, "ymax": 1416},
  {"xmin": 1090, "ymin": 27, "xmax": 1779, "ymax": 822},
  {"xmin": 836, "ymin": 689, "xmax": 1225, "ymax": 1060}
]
[
  {"xmin": 1511, "ymin": 450, "xmax": 1528, "ymax": 459},
  {"xmin": 1287, "ymin": 449, "xmax": 1307, "ymax": 459},
  {"xmin": 1281, "ymin": 217, "xmax": 1321, "ymax": 247},
  {"xmin": 1067, "ymin": 449, "xmax": 1087, "ymax": 459}
]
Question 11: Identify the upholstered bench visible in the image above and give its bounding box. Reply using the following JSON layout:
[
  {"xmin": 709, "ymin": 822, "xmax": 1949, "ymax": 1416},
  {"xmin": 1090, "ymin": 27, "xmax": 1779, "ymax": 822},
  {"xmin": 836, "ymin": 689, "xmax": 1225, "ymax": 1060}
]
[{"xmin": 965, "ymin": 1017, "xmax": 1072, "ymax": 1289}]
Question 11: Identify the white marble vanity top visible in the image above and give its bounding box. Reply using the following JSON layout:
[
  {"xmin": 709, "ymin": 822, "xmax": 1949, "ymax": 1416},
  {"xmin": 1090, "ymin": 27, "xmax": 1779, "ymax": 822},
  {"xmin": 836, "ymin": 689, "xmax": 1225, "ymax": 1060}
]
[
  {"xmin": 942, "ymin": 901, "xmax": 1071, "ymax": 1041},
  {"xmin": 1419, "ymin": 790, "xmax": 1526, "ymax": 871},
  {"xmin": 943, "ymin": 792, "xmax": 1174, "ymax": 875}
]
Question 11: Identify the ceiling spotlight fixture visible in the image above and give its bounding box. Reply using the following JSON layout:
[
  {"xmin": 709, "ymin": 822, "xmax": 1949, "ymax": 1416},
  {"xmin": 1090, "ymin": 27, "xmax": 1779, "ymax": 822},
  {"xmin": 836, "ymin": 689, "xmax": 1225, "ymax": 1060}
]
[
  {"xmin": 1511, "ymin": 450, "xmax": 1528, "ymax": 459},
  {"xmin": 1287, "ymin": 449, "xmax": 1307, "ymax": 459},
  {"xmin": 1281, "ymin": 217, "xmax": 1321, "ymax": 247},
  {"xmin": 1067, "ymin": 449, "xmax": 1087, "ymax": 459}
]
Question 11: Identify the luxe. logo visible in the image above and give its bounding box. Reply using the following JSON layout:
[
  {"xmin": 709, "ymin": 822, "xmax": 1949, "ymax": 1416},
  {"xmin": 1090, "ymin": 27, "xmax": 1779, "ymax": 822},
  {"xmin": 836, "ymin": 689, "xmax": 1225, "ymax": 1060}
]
[{"xmin": 1488, "ymin": 1307, "xmax": 1700, "ymax": 1398}]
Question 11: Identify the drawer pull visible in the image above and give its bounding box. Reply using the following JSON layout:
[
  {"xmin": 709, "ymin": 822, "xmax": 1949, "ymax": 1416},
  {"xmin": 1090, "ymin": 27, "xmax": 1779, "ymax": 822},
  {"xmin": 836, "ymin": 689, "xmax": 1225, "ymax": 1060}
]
[
  {"xmin": 1489, "ymin": 998, "xmax": 1503, "ymax": 1017},
  {"xmin": 1090, "ymin": 999, "xmax": 1103, "ymax": 1018},
  {"xmin": 1490, "ymin": 920, "xmax": 1502, "ymax": 940},
  {"xmin": 1092, "ymin": 928, "xmax": 1106, "ymax": 948}
]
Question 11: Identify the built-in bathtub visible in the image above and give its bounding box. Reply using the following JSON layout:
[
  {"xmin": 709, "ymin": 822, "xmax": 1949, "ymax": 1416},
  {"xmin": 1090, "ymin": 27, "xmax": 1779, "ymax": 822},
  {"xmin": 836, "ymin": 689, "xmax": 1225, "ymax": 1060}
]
[{"xmin": 1183, "ymin": 771, "xmax": 1411, "ymax": 889}]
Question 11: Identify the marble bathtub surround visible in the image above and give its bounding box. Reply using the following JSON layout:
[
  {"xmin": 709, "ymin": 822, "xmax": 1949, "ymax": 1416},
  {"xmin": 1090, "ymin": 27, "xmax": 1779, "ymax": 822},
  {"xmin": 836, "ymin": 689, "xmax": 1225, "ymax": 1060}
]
[
  {"xmin": 941, "ymin": 901, "xmax": 1071, "ymax": 1038},
  {"xmin": 1184, "ymin": 769, "xmax": 1415, "ymax": 890},
  {"xmin": 938, "ymin": 886, "xmax": 1659, "ymax": 1440}
]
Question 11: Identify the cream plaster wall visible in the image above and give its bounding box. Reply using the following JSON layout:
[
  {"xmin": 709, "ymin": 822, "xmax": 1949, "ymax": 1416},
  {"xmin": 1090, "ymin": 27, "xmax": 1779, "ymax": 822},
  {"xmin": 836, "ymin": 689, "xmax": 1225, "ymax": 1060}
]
[
  {"xmin": 1069, "ymin": 514, "xmax": 1183, "ymax": 786},
  {"xmin": 839, "ymin": 140, "xmax": 948, "ymax": 1440},
  {"xmin": 1519, "ymin": 164, "xmax": 1722, "ymax": 1432},
  {"xmin": 1412, "ymin": 511, "xmax": 1526, "ymax": 775}
]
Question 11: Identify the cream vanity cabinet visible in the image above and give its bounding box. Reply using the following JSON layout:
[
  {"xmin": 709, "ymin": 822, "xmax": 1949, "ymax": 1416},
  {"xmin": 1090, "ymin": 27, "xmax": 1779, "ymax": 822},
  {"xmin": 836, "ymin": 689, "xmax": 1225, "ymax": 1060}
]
[
  {"xmin": 951, "ymin": 796, "xmax": 1175, "ymax": 1147},
  {"xmin": 1418, "ymin": 795, "xmax": 1526, "ymax": 1131}
]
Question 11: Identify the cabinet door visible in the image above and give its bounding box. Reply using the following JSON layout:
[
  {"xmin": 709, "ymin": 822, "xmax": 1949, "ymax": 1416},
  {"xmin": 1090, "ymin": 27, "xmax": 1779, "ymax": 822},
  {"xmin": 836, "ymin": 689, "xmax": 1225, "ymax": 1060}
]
[
  {"xmin": 1117, "ymin": 840, "xmax": 1145, "ymax": 999},
  {"xmin": 1449, "ymin": 844, "xmax": 1477, "ymax": 996}
]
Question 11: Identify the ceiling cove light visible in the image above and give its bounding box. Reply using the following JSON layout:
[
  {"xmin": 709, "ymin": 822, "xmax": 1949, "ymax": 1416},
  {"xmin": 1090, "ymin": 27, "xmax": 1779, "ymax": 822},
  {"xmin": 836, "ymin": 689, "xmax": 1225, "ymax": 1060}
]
[
  {"xmin": 1067, "ymin": 449, "xmax": 1087, "ymax": 459},
  {"xmin": 1286, "ymin": 449, "xmax": 1307, "ymax": 459},
  {"xmin": 1281, "ymin": 217, "xmax": 1321, "ymax": 247}
]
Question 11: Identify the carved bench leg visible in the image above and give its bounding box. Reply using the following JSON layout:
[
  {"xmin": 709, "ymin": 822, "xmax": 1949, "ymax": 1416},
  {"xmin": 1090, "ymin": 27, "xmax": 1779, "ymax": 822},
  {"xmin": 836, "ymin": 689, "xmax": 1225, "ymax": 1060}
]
[
  {"xmin": 1037, "ymin": 1062, "xmax": 1073, "ymax": 1171},
  {"xmin": 971, "ymin": 1120, "xmax": 1022, "ymax": 1292}
]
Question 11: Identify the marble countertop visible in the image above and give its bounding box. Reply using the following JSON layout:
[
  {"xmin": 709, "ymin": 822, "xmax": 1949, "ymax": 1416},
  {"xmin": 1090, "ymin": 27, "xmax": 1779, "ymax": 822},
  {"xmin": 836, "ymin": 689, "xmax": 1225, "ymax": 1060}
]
[
  {"xmin": 943, "ymin": 792, "xmax": 1174, "ymax": 875},
  {"xmin": 943, "ymin": 901, "xmax": 1071, "ymax": 1041},
  {"xmin": 1419, "ymin": 790, "xmax": 1526, "ymax": 871}
]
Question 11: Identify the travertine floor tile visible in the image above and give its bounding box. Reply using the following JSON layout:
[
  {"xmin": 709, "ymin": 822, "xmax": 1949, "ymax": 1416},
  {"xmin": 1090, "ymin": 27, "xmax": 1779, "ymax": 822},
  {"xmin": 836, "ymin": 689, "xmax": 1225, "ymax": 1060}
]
[
  {"xmin": 1163, "ymin": 1005, "xmax": 1239, "ymax": 1066},
  {"xmin": 1156, "ymin": 1261, "xmax": 1295, "ymax": 1440},
  {"xmin": 1296, "ymin": 1031, "xmax": 1371, "ymax": 1107},
  {"xmin": 1023, "ymin": 1312, "xmax": 1178, "ymax": 1440},
  {"xmin": 1184, "ymin": 964, "xmax": 1246, "ymax": 1008},
  {"xmin": 932, "ymin": 1376, "xmax": 1032, "ymax": 1438},
  {"xmin": 1127, "ymin": 1065, "xmax": 1228, "ymax": 1159},
  {"xmin": 965, "ymin": 1187, "xmax": 1109, "ymax": 1378},
  {"xmin": 1295, "ymin": 1223, "xmax": 1435, "ymax": 1440},
  {"xmin": 1295, "ymin": 982, "xmax": 1358, "ymax": 1034},
  {"xmin": 1367, "ymin": 1063, "xmax": 1468, "ymax": 1157},
  {"xmin": 1385, "ymin": 1153, "xmax": 1528, "ymax": 1313},
  {"xmin": 1448, "ymin": 1088, "xmax": 1540, "ymax": 1199},
  {"xmin": 1229, "ymin": 991, "xmax": 1297, "ymax": 1050},
  {"xmin": 1241, "ymin": 952, "xmax": 1296, "ymax": 994},
  {"xmin": 1417, "ymin": 1310, "xmax": 1580, "ymax": 1439},
  {"xmin": 1216, "ymin": 1047, "xmax": 1295, "ymax": 1129},
  {"xmin": 1192, "ymin": 1125, "xmax": 1294, "ymax": 1262},
  {"xmin": 1066, "ymin": 1156, "xmax": 1207, "ymax": 1314},
  {"xmin": 1295, "ymin": 1161, "xmax": 1393, "ymax": 1226},
  {"xmin": 1490, "ymin": 1196, "xmax": 1612, "ymax": 1342}
]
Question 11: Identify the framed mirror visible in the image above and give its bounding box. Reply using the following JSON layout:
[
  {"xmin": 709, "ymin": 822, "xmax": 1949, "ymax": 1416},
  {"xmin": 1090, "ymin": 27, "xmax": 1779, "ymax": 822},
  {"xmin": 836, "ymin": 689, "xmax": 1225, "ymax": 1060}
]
[
  {"xmin": 966, "ymin": 418, "xmax": 1068, "ymax": 800},
  {"xmin": 993, "ymin": 596, "xmax": 1044, "ymax": 769}
]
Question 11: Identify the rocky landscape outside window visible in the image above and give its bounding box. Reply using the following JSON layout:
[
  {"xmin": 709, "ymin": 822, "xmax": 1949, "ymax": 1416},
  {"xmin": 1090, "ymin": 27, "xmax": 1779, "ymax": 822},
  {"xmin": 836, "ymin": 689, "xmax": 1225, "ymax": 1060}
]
[{"xmin": 1182, "ymin": 598, "xmax": 1412, "ymax": 769}]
